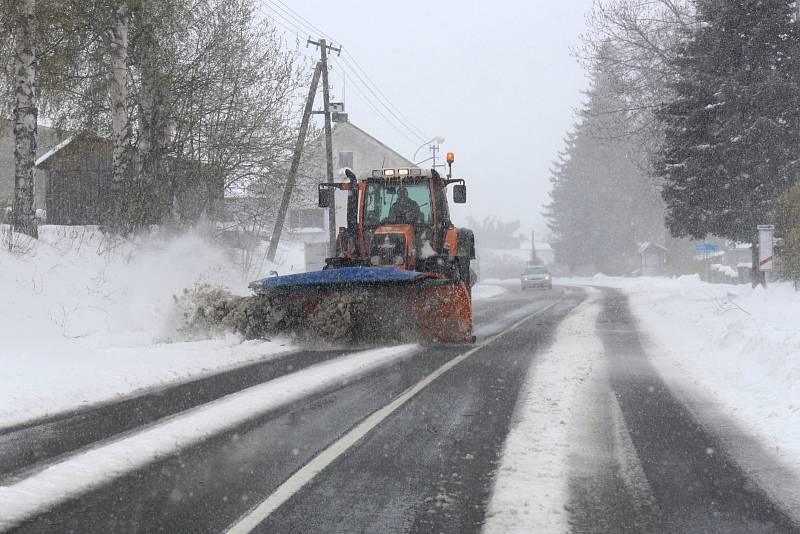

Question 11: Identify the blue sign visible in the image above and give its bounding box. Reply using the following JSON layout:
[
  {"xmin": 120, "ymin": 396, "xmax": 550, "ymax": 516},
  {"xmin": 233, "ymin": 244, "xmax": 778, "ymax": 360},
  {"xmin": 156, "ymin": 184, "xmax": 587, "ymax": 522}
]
[{"xmin": 695, "ymin": 243, "xmax": 719, "ymax": 252}]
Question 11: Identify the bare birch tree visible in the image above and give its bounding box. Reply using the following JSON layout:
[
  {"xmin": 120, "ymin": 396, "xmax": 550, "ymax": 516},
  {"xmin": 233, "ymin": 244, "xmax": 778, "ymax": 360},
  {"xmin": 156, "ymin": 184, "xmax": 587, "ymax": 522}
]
[
  {"xmin": 109, "ymin": 2, "xmax": 130, "ymax": 186},
  {"xmin": 12, "ymin": 0, "xmax": 38, "ymax": 238}
]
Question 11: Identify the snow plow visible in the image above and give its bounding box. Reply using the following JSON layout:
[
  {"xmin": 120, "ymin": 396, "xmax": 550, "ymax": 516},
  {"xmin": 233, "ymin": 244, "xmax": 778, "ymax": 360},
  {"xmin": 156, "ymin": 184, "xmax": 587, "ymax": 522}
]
[{"xmin": 249, "ymin": 155, "xmax": 476, "ymax": 343}]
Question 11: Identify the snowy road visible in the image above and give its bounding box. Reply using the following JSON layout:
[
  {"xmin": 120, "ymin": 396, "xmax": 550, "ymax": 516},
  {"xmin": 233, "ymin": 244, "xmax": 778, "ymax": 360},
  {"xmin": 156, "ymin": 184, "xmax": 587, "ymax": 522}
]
[{"xmin": 2, "ymin": 285, "xmax": 799, "ymax": 533}]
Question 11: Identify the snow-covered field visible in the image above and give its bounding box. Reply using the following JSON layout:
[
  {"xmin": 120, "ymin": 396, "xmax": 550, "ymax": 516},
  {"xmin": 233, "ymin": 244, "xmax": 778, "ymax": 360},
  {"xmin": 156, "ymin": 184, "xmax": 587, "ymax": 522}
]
[
  {"xmin": 0, "ymin": 226, "xmax": 300, "ymax": 428},
  {"xmin": 567, "ymin": 275, "xmax": 800, "ymax": 499}
]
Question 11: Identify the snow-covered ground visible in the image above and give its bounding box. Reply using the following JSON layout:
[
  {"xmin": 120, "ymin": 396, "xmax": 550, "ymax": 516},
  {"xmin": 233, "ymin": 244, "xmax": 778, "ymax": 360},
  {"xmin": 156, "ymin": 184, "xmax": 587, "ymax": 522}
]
[
  {"xmin": 0, "ymin": 226, "xmax": 300, "ymax": 428},
  {"xmin": 567, "ymin": 275, "xmax": 800, "ymax": 500}
]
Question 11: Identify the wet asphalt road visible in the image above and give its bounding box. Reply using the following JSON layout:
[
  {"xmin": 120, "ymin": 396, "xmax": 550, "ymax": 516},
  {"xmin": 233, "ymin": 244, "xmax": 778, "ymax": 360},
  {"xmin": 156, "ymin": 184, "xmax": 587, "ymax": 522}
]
[
  {"xmin": 6, "ymin": 284, "xmax": 800, "ymax": 533},
  {"xmin": 10, "ymin": 285, "xmax": 580, "ymax": 533},
  {"xmin": 568, "ymin": 289, "xmax": 800, "ymax": 534}
]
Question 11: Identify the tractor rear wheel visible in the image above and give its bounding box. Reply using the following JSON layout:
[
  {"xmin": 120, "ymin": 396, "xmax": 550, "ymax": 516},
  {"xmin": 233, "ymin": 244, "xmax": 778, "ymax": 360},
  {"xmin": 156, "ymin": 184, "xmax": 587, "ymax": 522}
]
[{"xmin": 456, "ymin": 257, "xmax": 471, "ymax": 294}]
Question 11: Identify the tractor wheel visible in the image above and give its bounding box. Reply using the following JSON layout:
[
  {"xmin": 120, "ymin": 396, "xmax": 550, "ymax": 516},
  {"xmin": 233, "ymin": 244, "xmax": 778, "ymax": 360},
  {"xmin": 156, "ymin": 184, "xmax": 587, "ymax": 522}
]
[{"xmin": 456, "ymin": 257, "xmax": 472, "ymax": 294}]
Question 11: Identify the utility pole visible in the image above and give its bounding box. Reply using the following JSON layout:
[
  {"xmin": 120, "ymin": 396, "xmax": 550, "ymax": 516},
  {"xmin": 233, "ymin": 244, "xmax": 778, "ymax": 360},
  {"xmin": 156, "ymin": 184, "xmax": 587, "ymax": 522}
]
[
  {"xmin": 531, "ymin": 230, "xmax": 537, "ymax": 264},
  {"xmin": 266, "ymin": 61, "xmax": 323, "ymax": 262},
  {"xmin": 308, "ymin": 37, "xmax": 341, "ymax": 256}
]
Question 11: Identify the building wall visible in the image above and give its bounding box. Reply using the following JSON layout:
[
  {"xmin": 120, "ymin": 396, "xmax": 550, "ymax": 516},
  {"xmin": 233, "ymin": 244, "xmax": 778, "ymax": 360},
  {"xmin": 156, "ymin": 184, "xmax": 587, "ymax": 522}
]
[
  {"xmin": 42, "ymin": 138, "xmax": 222, "ymax": 226},
  {"xmin": 331, "ymin": 122, "xmax": 415, "ymax": 177},
  {"xmin": 43, "ymin": 139, "xmax": 113, "ymax": 225},
  {"xmin": 0, "ymin": 121, "xmax": 64, "ymax": 211},
  {"xmin": 641, "ymin": 251, "xmax": 663, "ymax": 276}
]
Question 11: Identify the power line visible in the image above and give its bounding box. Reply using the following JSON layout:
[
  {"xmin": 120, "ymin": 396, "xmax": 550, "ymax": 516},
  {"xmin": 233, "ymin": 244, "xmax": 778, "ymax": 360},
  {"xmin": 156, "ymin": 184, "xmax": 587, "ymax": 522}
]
[
  {"xmin": 339, "ymin": 68, "xmax": 423, "ymax": 145},
  {"xmin": 265, "ymin": 0, "xmax": 335, "ymax": 43},
  {"xmin": 340, "ymin": 50, "xmax": 429, "ymax": 140},
  {"xmin": 256, "ymin": 0, "xmax": 428, "ymax": 141},
  {"xmin": 253, "ymin": 4, "xmax": 306, "ymax": 41},
  {"xmin": 336, "ymin": 55, "xmax": 426, "ymax": 142},
  {"xmin": 253, "ymin": 0, "xmax": 427, "ymax": 144},
  {"xmin": 259, "ymin": 0, "xmax": 315, "ymax": 36}
]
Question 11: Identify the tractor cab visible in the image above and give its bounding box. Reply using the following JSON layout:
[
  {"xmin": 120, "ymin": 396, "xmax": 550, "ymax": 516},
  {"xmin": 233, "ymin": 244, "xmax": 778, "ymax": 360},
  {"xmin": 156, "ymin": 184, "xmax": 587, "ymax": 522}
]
[
  {"xmin": 318, "ymin": 158, "xmax": 472, "ymax": 279},
  {"xmin": 362, "ymin": 172, "xmax": 437, "ymax": 270}
]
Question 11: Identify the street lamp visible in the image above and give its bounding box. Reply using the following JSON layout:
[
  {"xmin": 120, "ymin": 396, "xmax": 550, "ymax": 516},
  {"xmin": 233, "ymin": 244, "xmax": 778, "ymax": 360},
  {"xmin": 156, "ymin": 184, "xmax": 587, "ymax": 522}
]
[{"xmin": 413, "ymin": 136, "xmax": 445, "ymax": 163}]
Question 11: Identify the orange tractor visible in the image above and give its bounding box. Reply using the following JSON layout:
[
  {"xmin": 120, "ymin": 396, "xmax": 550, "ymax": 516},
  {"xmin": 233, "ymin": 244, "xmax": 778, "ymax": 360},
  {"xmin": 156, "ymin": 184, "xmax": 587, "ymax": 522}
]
[{"xmin": 249, "ymin": 154, "xmax": 475, "ymax": 343}]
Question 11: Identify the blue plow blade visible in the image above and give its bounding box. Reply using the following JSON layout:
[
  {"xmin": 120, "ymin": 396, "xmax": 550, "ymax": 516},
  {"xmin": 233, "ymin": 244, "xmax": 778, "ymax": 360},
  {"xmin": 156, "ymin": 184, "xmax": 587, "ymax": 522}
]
[{"xmin": 249, "ymin": 266, "xmax": 433, "ymax": 294}]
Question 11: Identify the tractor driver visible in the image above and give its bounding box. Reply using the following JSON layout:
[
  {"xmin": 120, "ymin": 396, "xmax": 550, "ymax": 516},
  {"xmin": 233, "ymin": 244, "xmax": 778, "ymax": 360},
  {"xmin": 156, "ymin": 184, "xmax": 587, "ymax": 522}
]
[{"xmin": 387, "ymin": 186, "xmax": 422, "ymax": 224}]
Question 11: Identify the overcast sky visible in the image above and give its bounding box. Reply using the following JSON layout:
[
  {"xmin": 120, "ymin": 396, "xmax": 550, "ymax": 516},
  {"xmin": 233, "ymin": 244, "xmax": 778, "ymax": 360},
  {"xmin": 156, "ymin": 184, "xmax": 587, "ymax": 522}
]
[{"xmin": 280, "ymin": 0, "xmax": 594, "ymax": 237}]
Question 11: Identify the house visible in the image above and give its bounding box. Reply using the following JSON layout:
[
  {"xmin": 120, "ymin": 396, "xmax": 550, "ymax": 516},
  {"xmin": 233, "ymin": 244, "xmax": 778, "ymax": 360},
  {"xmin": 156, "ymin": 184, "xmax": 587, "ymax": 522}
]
[
  {"xmin": 228, "ymin": 118, "xmax": 415, "ymax": 243},
  {"xmin": 0, "ymin": 120, "xmax": 68, "ymax": 215},
  {"xmin": 639, "ymin": 241, "xmax": 667, "ymax": 276},
  {"xmin": 2, "ymin": 122, "xmax": 223, "ymax": 226},
  {"xmin": 35, "ymin": 135, "xmax": 222, "ymax": 225}
]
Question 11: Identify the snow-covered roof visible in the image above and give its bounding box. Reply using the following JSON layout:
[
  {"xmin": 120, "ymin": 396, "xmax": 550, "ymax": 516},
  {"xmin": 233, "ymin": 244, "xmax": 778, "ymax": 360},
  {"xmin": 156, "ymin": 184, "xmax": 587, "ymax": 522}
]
[
  {"xmin": 638, "ymin": 241, "xmax": 667, "ymax": 254},
  {"xmin": 34, "ymin": 136, "xmax": 74, "ymax": 167}
]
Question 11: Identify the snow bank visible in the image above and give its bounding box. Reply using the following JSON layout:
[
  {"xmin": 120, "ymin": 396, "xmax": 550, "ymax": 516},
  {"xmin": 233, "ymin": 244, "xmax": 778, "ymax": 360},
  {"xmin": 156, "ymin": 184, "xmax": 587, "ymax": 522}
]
[
  {"xmin": 566, "ymin": 275, "xmax": 800, "ymax": 487},
  {"xmin": 0, "ymin": 226, "xmax": 297, "ymax": 428},
  {"xmin": 472, "ymin": 283, "xmax": 507, "ymax": 301}
]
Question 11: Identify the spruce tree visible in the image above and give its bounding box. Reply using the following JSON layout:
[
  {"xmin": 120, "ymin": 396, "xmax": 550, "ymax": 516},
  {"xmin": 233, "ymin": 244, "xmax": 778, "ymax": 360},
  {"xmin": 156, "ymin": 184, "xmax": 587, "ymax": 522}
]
[
  {"xmin": 546, "ymin": 62, "xmax": 664, "ymax": 275},
  {"xmin": 657, "ymin": 0, "xmax": 800, "ymax": 243}
]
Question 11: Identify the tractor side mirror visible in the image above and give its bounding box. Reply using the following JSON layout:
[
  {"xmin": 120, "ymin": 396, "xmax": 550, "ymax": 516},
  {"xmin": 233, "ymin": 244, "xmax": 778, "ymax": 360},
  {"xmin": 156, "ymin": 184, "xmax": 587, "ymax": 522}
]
[
  {"xmin": 318, "ymin": 187, "xmax": 333, "ymax": 208},
  {"xmin": 453, "ymin": 184, "xmax": 467, "ymax": 204}
]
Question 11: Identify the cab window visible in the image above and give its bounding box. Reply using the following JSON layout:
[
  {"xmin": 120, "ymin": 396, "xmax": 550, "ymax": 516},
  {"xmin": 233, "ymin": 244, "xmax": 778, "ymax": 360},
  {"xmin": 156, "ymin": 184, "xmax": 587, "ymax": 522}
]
[{"xmin": 364, "ymin": 183, "xmax": 433, "ymax": 225}]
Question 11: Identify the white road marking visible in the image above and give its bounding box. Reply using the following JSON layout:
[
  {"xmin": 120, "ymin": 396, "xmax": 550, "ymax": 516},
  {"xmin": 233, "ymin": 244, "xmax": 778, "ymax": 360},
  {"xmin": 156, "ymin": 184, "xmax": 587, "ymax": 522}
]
[{"xmin": 225, "ymin": 301, "xmax": 559, "ymax": 534}]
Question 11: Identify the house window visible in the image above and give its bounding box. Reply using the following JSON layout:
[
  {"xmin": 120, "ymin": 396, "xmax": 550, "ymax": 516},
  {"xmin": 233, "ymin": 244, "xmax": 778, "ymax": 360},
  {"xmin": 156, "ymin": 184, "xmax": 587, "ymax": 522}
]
[{"xmin": 338, "ymin": 151, "xmax": 354, "ymax": 169}]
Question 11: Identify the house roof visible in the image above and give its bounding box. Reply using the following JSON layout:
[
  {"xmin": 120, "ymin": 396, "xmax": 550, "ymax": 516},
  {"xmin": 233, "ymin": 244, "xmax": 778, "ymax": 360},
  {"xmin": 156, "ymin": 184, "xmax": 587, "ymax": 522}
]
[
  {"xmin": 638, "ymin": 241, "xmax": 667, "ymax": 254},
  {"xmin": 333, "ymin": 121, "xmax": 415, "ymax": 167},
  {"xmin": 35, "ymin": 136, "xmax": 74, "ymax": 167}
]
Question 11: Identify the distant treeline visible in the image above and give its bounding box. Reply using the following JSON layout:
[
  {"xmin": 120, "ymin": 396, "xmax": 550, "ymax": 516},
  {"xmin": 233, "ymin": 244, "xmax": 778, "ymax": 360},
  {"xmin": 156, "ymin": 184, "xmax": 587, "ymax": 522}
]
[{"xmin": 546, "ymin": 0, "xmax": 800, "ymax": 279}]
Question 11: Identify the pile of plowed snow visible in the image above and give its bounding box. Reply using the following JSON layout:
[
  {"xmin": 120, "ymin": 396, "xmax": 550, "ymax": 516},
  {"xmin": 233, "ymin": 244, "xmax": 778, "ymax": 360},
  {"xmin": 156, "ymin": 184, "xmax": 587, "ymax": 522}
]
[
  {"xmin": 1, "ymin": 226, "xmax": 246, "ymax": 346},
  {"xmin": 0, "ymin": 226, "xmax": 296, "ymax": 427}
]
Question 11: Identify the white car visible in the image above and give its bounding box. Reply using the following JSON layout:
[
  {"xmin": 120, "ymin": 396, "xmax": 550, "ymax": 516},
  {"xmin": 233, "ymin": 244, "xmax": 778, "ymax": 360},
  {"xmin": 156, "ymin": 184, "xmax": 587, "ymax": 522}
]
[{"xmin": 521, "ymin": 266, "xmax": 552, "ymax": 290}]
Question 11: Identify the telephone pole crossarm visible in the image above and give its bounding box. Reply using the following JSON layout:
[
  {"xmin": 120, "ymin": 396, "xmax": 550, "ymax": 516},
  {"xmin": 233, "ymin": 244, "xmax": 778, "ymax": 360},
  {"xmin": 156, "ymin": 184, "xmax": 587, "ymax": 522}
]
[{"xmin": 307, "ymin": 38, "xmax": 342, "ymax": 56}]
